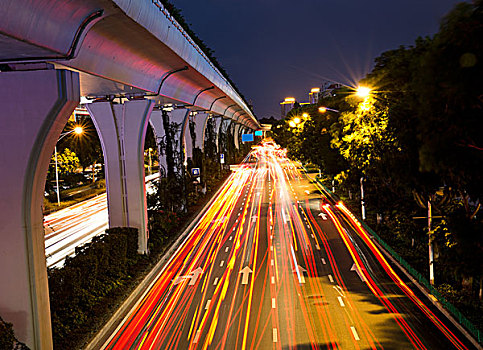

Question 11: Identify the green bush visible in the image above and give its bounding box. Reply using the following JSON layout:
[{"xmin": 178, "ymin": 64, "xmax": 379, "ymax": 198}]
[
  {"xmin": 49, "ymin": 227, "xmax": 140, "ymax": 349},
  {"xmin": 0, "ymin": 318, "xmax": 14, "ymax": 350}
]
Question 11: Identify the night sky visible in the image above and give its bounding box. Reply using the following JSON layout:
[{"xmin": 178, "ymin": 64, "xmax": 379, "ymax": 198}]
[{"xmin": 174, "ymin": 0, "xmax": 466, "ymax": 118}]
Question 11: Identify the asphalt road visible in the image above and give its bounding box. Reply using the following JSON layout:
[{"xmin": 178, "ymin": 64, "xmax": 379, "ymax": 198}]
[
  {"xmin": 101, "ymin": 142, "xmax": 476, "ymax": 350},
  {"xmin": 44, "ymin": 173, "xmax": 159, "ymax": 268}
]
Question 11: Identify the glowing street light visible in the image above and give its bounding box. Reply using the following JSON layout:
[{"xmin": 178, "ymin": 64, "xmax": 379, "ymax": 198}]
[
  {"xmin": 293, "ymin": 117, "xmax": 301, "ymax": 124},
  {"xmin": 356, "ymin": 86, "xmax": 371, "ymax": 98},
  {"xmin": 54, "ymin": 126, "xmax": 83, "ymax": 205},
  {"xmin": 318, "ymin": 106, "xmax": 340, "ymax": 113},
  {"xmin": 289, "ymin": 120, "xmax": 296, "ymax": 128},
  {"xmin": 302, "ymin": 113, "xmax": 309, "ymax": 119}
]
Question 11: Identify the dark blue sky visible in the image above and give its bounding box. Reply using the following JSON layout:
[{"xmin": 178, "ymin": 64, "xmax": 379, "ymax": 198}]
[{"xmin": 174, "ymin": 0, "xmax": 465, "ymax": 118}]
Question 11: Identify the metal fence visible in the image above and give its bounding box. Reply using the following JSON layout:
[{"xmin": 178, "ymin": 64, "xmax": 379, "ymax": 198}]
[{"xmin": 302, "ymin": 165, "xmax": 481, "ymax": 344}]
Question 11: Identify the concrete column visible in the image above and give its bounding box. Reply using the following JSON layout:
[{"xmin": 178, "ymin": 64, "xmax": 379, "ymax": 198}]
[
  {"xmin": 149, "ymin": 109, "xmax": 167, "ymax": 177},
  {"xmin": 185, "ymin": 113, "xmax": 194, "ymax": 161},
  {"xmin": 0, "ymin": 69, "xmax": 79, "ymax": 349},
  {"xmin": 169, "ymin": 108, "xmax": 190, "ymax": 167},
  {"xmin": 214, "ymin": 117, "xmax": 223, "ymax": 153},
  {"xmin": 86, "ymin": 99, "xmax": 154, "ymax": 254},
  {"xmin": 193, "ymin": 112, "xmax": 210, "ymax": 151},
  {"xmin": 234, "ymin": 123, "xmax": 241, "ymax": 150}
]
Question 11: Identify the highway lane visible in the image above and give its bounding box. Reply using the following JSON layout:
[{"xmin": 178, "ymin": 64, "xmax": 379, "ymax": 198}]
[
  {"xmin": 44, "ymin": 173, "xmax": 159, "ymax": 268},
  {"xmin": 102, "ymin": 141, "xmax": 475, "ymax": 349}
]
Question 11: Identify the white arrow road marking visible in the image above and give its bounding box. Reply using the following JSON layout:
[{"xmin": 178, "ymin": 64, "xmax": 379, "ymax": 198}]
[
  {"xmin": 350, "ymin": 263, "xmax": 366, "ymax": 282},
  {"xmin": 251, "ymin": 216, "xmax": 257, "ymax": 222},
  {"xmin": 239, "ymin": 266, "xmax": 253, "ymax": 285},
  {"xmin": 193, "ymin": 330, "xmax": 201, "ymax": 344},
  {"xmin": 173, "ymin": 267, "xmax": 203, "ymax": 286},
  {"xmin": 172, "ymin": 276, "xmax": 187, "ymax": 285},
  {"xmin": 318, "ymin": 212, "xmax": 327, "ymax": 220},
  {"xmin": 292, "ymin": 264, "xmax": 307, "ymax": 274},
  {"xmin": 188, "ymin": 267, "xmax": 203, "ymax": 285},
  {"xmin": 304, "ymin": 190, "xmax": 310, "ymax": 194}
]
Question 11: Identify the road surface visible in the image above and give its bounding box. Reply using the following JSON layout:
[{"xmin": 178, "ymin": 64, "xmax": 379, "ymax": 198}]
[
  {"xmin": 44, "ymin": 173, "xmax": 159, "ymax": 268},
  {"xmin": 100, "ymin": 142, "xmax": 475, "ymax": 349}
]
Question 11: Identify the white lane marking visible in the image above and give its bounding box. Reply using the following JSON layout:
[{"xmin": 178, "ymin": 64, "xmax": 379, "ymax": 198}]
[
  {"xmin": 350, "ymin": 326, "xmax": 360, "ymax": 341},
  {"xmin": 270, "ymin": 246, "xmax": 273, "ymax": 251},
  {"xmin": 271, "ymin": 276, "xmax": 275, "ymax": 284},
  {"xmin": 328, "ymin": 274, "xmax": 334, "ymax": 283},
  {"xmin": 225, "ymin": 247, "xmax": 229, "ymax": 253},
  {"xmin": 316, "ymin": 244, "xmax": 321, "ymax": 250},
  {"xmin": 220, "ymin": 260, "xmax": 224, "ymax": 267},
  {"xmin": 272, "ymin": 298, "xmax": 276, "ymax": 309},
  {"xmin": 229, "ymin": 236, "xmax": 232, "ymax": 240},
  {"xmin": 193, "ymin": 330, "xmax": 201, "ymax": 343},
  {"xmin": 205, "ymin": 299, "xmax": 211, "ymax": 310},
  {"xmin": 338, "ymin": 296, "xmax": 345, "ymax": 307},
  {"xmin": 321, "ymin": 258, "xmax": 326, "ymax": 264},
  {"xmin": 273, "ymin": 328, "xmax": 278, "ymax": 343},
  {"xmin": 271, "ymin": 259, "xmax": 274, "ymax": 266},
  {"xmin": 213, "ymin": 278, "xmax": 219, "ymax": 286},
  {"xmin": 311, "ymin": 234, "xmax": 315, "ymax": 239},
  {"xmin": 333, "ymin": 285, "xmax": 346, "ymax": 297}
]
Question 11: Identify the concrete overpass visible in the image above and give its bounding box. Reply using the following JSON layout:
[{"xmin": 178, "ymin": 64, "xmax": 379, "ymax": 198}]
[{"xmin": 0, "ymin": 0, "xmax": 260, "ymax": 348}]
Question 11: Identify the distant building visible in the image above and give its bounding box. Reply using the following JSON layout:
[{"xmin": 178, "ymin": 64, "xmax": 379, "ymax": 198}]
[
  {"xmin": 321, "ymin": 82, "xmax": 342, "ymax": 98},
  {"xmin": 309, "ymin": 87, "xmax": 321, "ymax": 104},
  {"xmin": 280, "ymin": 97, "xmax": 296, "ymax": 117}
]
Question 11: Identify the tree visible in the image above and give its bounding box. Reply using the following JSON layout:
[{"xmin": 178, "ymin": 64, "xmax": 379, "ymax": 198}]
[{"xmin": 51, "ymin": 148, "xmax": 80, "ymax": 176}]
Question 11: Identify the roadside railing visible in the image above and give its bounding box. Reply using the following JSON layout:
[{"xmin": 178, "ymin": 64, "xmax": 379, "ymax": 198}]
[{"xmin": 300, "ymin": 164, "xmax": 481, "ymax": 344}]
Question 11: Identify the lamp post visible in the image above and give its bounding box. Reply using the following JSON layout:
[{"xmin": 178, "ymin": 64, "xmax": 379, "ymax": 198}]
[
  {"xmin": 360, "ymin": 176, "xmax": 366, "ymax": 220},
  {"xmin": 54, "ymin": 126, "xmax": 83, "ymax": 205},
  {"xmin": 148, "ymin": 147, "xmax": 153, "ymax": 174}
]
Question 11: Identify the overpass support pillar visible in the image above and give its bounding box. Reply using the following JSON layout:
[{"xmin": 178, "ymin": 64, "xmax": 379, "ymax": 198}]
[
  {"xmin": 234, "ymin": 123, "xmax": 241, "ymax": 150},
  {"xmin": 214, "ymin": 117, "xmax": 222, "ymax": 153},
  {"xmin": 87, "ymin": 100, "xmax": 154, "ymax": 254},
  {"xmin": 193, "ymin": 112, "xmax": 210, "ymax": 151},
  {"xmin": 149, "ymin": 109, "xmax": 168, "ymax": 177},
  {"xmin": 0, "ymin": 69, "xmax": 79, "ymax": 349}
]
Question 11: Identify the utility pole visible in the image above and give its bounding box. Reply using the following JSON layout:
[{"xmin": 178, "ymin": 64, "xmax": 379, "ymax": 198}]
[
  {"xmin": 428, "ymin": 198, "xmax": 435, "ymax": 285},
  {"xmin": 360, "ymin": 176, "xmax": 366, "ymax": 220}
]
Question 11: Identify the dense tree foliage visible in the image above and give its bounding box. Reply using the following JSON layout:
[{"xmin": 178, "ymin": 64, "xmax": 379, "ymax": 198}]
[{"xmin": 271, "ymin": 1, "xmax": 483, "ymax": 320}]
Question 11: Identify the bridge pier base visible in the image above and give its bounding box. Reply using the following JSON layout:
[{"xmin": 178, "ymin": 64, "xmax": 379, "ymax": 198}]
[
  {"xmin": 87, "ymin": 99, "xmax": 154, "ymax": 254},
  {"xmin": 0, "ymin": 69, "xmax": 79, "ymax": 349}
]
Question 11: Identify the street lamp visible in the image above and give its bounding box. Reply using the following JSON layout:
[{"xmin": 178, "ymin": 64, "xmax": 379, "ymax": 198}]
[
  {"xmin": 54, "ymin": 126, "xmax": 83, "ymax": 206},
  {"xmin": 355, "ymin": 86, "xmax": 371, "ymax": 98},
  {"xmin": 148, "ymin": 147, "xmax": 153, "ymax": 174},
  {"xmin": 318, "ymin": 106, "xmax": 340, "ymax": 113}
]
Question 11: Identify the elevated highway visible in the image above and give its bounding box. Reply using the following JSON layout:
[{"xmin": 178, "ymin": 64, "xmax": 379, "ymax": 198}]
[{"xmin": 0, "ymin": 1, "xmax": 260, "ymax": 348}]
